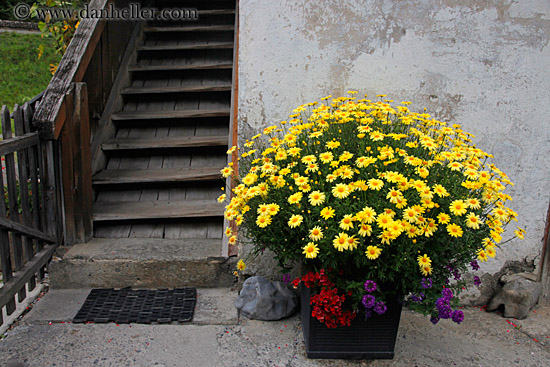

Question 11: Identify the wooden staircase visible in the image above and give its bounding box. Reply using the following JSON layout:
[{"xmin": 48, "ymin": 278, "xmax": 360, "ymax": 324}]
[{"xmin": 49, "ymin": 0, "xmax": 237, "ymax": 288}]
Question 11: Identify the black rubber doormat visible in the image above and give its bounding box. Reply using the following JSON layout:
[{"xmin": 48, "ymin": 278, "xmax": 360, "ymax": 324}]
[{"xmin": 73, "ymin": 288, "xmax": 196, "ymax": 324}]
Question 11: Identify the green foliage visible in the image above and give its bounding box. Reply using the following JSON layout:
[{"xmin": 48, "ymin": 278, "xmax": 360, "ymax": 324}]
[
  {"xmin": 31, "ymin": 1, "xmax": 83, "ymax": 74},
  {"xmin": 0, "ymin": 32, "xmax": 60, "ymax": 109}
]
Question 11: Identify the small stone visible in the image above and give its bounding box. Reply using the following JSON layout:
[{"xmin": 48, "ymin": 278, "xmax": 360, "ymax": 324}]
[
  {"xmin": 487, "ymin": 275, "xmax": 542, "ymax": 320},
  {"xmin": 235, "ymin": 276, "xmax": 298, "ymax": 320}
]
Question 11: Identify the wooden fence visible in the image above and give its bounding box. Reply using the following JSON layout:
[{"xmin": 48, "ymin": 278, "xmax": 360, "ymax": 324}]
[{"xmin": 0, "ymin": 100, "xmax": 61, "ymax": 329}]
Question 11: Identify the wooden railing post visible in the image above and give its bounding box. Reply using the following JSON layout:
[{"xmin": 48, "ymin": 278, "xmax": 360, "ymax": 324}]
[
  {"xmin": 72, "ymin": 83, "xmax": 93, "ymax": 243},
  {"xmin": 60, "ymin": 83, "xmax": 94, "ymax": 245}
]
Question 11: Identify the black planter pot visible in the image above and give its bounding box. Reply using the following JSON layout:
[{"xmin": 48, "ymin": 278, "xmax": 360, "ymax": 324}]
[{"xmin": 300, "ymin": 285, "xmax": 402, "ymax": 359}]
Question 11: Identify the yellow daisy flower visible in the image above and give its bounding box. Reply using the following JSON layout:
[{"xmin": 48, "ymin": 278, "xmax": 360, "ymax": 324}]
[
  {"xmin": 465, "ymin": 212, "xmax": 481, "ymax": 230},
  {"xmin": 347, "ymin": 235, "xmax": 359, "ymax": 251},
  {"xmin": 288, "ymin": 214, "xmax": 303, "ymax": 228},
  {"xmin": 319, "ymin": 151, "xmax": 334, "ymax": 163},
  {"xmin": 358, "ymin": 223, "xmax": 373, "ymax": 237},
  {"xmin": 433, "ymin": 184, "xmax": 450, "ymax": 197},
  {"xmin": 449, "ymin": 200, "xmax": 467, "ymax": 216},
  {"xmin": 403, "ymin": 207, "xmax": 418, "ymax": 223},
  {"xmin": 309, "ymin": 226, "xmax": 324, "ymax": 241},
  {"xmin": 339, "ymin": 214, "xmax": 354, "ymax": 230},
  {"xmin": 365, "ymin": 245, "xmax": 382, "ymax": 260},
  {"xmin": 386, "ymin": 189, "xmax": 403, "ymax": 204},
  {"xmin": 308, "ymin": 191, "xmax": 326, "ymax": 206},
  {"xmin": 221, "ymin": 167, "xmax": 233, "ymax": 178},
  {"xmin": 326, "ymin": 140, "xmax": 341, "ymax": 149},
  {"xmin": 367, "ymin": 178, "xmax": 384, "ymax": 191},
  {"xmin": 288, "ymin": 192, "xmax": 303, "ymax": 205},
  {"xmin": 417, "ymin": 254, "xmax": 431, "ymax": 267},
  {"xmin": 446, "ymin": 223, "xmax": 463, "ymax": 238},
  {"xmin": 225, "ymin": 227, "xmax": 233, "ymax": 237},
  {"xmin": 376, "ymin": 213, "xmax": 393, "ymax": 229},
  {"xmin": 320, "ymin": 206, "xmax": 335, "ymax": 220},
  {"xmin": 333, "ymin": 232, "xmax": 349, "ymax": 252},
  {"xmin": 256, "ymin": 215, "xmax": 272, "ymax": 228},
  {"xmin": 237, "ymin": 259, "xmax": 246, "ymax": 271},
  {"xmin": 420, "ymin": 265, "xmax": 432, "ymax": 276},
  {"xmin": 437, "ymin": 212, "xmax": 451, "ymax": 224},
  {"xmin": 477, "ymin": 249, "xmax": 488, "ymax": 262},
  {"xmin": 332, "ymin": 183, "xmax": 351, "ymax": 199},
  {"xmin": 268, "ymin": 203, "xmax": 280, "ymax": 216},
  {"xmin": 514, "ymin": 228, "xmax": 525, "ymax": 240},
  {"xmin": 357, "ymin": 206, "xmax": 376, "ymax": 224},
  {"xmin": 302, "ymin": 242, "xmax": 320, "ymax": 259}
]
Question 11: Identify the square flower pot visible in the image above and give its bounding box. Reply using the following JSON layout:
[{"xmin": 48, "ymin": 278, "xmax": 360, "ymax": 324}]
[{"xmin": 300, "ymin": 285, "xmax": 402, "ymax": 359}]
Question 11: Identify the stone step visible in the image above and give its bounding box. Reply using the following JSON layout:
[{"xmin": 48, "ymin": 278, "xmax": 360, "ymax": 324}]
[{"xmin": 48, "ymin": 238, "xmax": 236, "ymax": 289}]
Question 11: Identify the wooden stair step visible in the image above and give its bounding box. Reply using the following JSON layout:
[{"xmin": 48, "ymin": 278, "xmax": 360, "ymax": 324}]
[
  {"xmin": 121, "ymin": 85, "xmax": 232, "ymax": 95},
  {"xmin": 137, "ymin": 42, "xmax": 233, "ymax": 51},
  {"xmin": 93, "ymin": 167, "xmax": 223, "ymax": 185},
  {"xmin": 59, "ymin": 237, "xmax": 223, "ymax": 261},
  {"xmin": 144, "ymin": 25, "xmax": 234, "ymax": 32},
  {"xmin": 111, "ymin": 109, "xmax": 230, "ymax": 121},
  {"xmin": 102, "ymin": 135, "xmax": 228, "ymax": 151},
  {"xmin": 93, "ymin": 200, "xmax": 224, "ymax": 221},
  {"xmin": 128, "ymin": 63, "xmax": 233, "ymax": 72}
]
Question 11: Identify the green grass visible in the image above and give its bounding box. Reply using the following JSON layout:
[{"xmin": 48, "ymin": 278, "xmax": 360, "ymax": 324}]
[{"xmin": 0, "ymin": 32, "xmax": 61, "ymax": 111}]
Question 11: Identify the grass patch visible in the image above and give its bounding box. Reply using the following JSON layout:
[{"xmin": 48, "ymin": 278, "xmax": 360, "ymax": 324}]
[{"xmin": 0, "ymin": 32, "xmax": 60, "ymax": 111}]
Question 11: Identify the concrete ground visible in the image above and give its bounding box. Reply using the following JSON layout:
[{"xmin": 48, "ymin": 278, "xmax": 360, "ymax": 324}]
[{"xmin": 1, "ymin": 288, "xmax": 549, "ymax": 367}]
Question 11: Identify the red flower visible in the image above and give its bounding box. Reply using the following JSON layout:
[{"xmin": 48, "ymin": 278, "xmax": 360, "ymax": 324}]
[{"xmin": 295, "ymin": 270, "xmax": 357, "ymax": 328}]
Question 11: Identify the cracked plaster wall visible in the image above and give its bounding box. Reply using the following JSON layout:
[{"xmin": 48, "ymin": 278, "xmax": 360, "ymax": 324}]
[{"xmin": 237, "ymin": 0, "xmax": 550, "ymax": 275}]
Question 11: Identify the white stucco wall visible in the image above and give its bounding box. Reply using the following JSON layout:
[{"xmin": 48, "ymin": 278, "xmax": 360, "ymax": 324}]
[{"xmin": 237, "ymin": 0, "xmax": 550, "ymax": 274}]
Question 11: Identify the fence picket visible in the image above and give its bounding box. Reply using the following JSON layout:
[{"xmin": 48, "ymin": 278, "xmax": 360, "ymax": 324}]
[
  {"xmin": 0, "ymin": 106, "xmax": 17, "ymax": 315},
  {"xmin": 24, "ymin": 103, "xmax": 45, "ymax": 279},
  {"xmin": 14, "ymin": 105, "xmax": 36, "ymax": 291},
  {"xmin": 2, "ymin": 106, "xmax": 27, "ymax": 302}
]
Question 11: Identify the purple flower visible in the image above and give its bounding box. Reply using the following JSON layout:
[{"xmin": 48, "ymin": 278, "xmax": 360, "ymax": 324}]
[
  {"xmin": 362, "ymin": 294, "xmax": 376, "ymax": 309},
  {"xmin": 373, "ymin": 301, "xmax": 387, "ymax": 315},
  {"xmin": 474, "ymin": 276, "xmax": 481, "ymax": 287},
  {"xmin": 411, "ymin": 293, "xmax": 424, "ymax": 302},
  {"xmin": 446, "ymin": 264, "xmax": 454, "ymax": 272},
  {"xmin": 282, "ymin": 273, "xmax": 291, "ymax": 284},
  {"xmin": 430, "ymin": 316, "xmax": 440, "ymax": 325},
  {"xmin": 435, "ymin": 297, "xmax": 447, "ymax": 310},
  {"xmin": 364, "ymin": 308, "xmax": 373, "ymax": 320},
  {"xmin": 470, "ymin": 260, "xmax": 480, "ymax": 271},
  {"xmin": 453, "ymin": 269, "xmax": 461, "ymax": 281},
  {"xmin": 439, "ymin": 306, "xmax": 452, "ymax": 319},
  {"xmin": 441, "ymin": 288, "xmax": 454, "ymax": 300},
  {"xmin": 364, "ymin": 280, "xmax": 377, "ymax": 293},
  {"xmin": 421, "ymin": 277, "xmax": 432, "ymax": 289},
  {"xmin": 445, "ymin": 278, "xmax": 450, "ymax": 285},
  {"xmin": 435, "ymin": 297, "xmax": 452, "ymax": 319},
  {"xmin": 452, "ymin": 310, "xmax": 465, "ymax": 324}
]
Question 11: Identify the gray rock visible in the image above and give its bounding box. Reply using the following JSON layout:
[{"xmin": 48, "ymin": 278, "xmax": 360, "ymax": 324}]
[
  {"xmin": 487, "ymin": 274, "xmax": 542, "ymax": 319},
  {"xmin": 235, "ymin": 276, "xmax": 298, "ymax": 320}
]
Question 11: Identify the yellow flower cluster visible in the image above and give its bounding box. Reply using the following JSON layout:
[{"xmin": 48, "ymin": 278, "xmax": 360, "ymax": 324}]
[{"xmin": 225, "ymin": 95, "xmax": 524, "ymax": 274}]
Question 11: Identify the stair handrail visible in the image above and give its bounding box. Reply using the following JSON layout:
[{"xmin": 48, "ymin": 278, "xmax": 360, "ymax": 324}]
[
  {"xmin": 31, "ymin": 0, "xmax": 138, "ymax": 245},
  {"xmin": 32, "ymin": 0, "xmax": 110, "ymax": 140}
]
